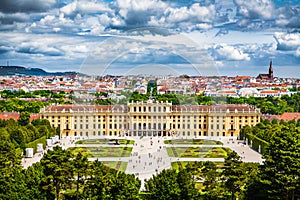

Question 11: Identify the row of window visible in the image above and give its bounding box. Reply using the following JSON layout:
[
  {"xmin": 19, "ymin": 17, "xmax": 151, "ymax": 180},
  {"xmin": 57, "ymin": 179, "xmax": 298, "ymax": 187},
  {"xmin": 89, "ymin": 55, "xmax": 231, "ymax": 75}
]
[
  {"xmin": 132, "ymin": 106, "xmax": 169, "ymax": 113},
  {"xmin": 72, "ymin": 123, "xmax": 128, "ymax": 130},
  {"xmin": 67, "ymin": 130, "xmax": 235, "ymax": 137},
  {"xmin": 44, "ymin": 115, "xmax": 258, "ymax": 122},
  {"xmin": 71, "ymin": 131, "xmax": 120, "ymax": 137}
]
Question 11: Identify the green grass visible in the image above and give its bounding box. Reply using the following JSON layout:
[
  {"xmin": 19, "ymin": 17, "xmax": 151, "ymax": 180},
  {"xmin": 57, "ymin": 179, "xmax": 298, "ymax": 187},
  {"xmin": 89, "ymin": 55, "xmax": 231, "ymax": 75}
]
[
  {"xmin": 167, "ymin": 147, "xmax": 231, "ymax": 158},
  {"xmin": 69, "ymin": 147, "xmax": 133, "ymax": 157},
  {"xmin": 164, "ymin": 139, "xmax": 223, "ymax": 145},
  {"xmin": 171, "ymin": 161, "xmax": 225, "ymax": 171},
  {"xmin": 167, "ymin": 147, "xmax": 175, "ymax": 157},
  {"xmin": 102, "ymin": 161, "xmax": 128, "ymax": 172},
  {"xmin": 76, "ymin": 139, "xmax": 134, "ymax": 145},
  {"xmin": 171, "ymin": 161, "xmax": 226, "ymax": 181},
  {"xmin": 171, "ymin": 161, "xmax": 191, "ymax": 171}
]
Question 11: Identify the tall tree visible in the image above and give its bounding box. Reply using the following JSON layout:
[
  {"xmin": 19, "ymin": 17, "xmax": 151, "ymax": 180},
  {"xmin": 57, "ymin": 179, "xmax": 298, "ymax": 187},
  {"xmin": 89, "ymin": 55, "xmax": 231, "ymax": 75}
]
[
  {"xmin": 201, "ymin": 161, "xmax": 225, "ymax": 200},
  {"xmin": 0, "ymin": 140, "xmax": 26, "ymax": 200},
  {"xmin": 24, "ymin": 163, "xmax": 47, "ymax": 200},
  {"xmin": 257, "ymin": 125, "xmax": 300, "ymax": 200},
  {"xmin": 177, "ymin": 169, "xmax": 200, "ymax": 199},
  {"xmin": 18, "ymin": 111, "xmax": 31, "ymax": 126},
  {"xmin": 145, "ymin": 169, "xmax": 199, "ymax": 200},
  {"xmin": 145, "ymin": 169, "xmax": 181, "ymax": 200},
  {"xmin": 222, "ymin": 151, "xmax": 245, "ymax": 200},
  {"xmin": 40, "ymin": 146, "xmax": 73, "ymax": 200},
  {"xmin": 72, "ymin": 152, "xmax": 89, "ymax": 200},
  {"xmin": 83, "ymin": 160, "xmax": 140, "ymax": 199}
]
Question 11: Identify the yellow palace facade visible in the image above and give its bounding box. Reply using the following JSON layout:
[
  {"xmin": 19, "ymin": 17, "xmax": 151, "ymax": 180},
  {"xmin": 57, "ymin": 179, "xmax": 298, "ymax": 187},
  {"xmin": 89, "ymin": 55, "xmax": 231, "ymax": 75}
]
[{"xmin": 40, "ymin": 100, "xmax": 261, "ymax": 138}]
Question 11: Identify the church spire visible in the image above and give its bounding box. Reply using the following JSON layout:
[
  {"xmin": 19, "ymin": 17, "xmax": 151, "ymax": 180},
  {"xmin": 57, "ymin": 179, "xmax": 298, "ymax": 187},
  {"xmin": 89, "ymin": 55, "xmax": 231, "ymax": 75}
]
[{"xmin": 269, "ymin": 59, "xmax": 273, "ymax": 79}]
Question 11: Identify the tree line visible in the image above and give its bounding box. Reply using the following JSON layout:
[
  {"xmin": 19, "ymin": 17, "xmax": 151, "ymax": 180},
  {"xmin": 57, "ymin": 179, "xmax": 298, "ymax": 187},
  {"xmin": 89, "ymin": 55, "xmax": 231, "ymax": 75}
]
[
  {"xmin": 0, "ymin": 119, "xmax": 57, "ymax": 152},
  {"xmin": 238, "ymin": 119, "xmax": 300, "ymax": 199},
  {"xmin": 0, "ymin": 145, "xmax": 141, "ymax": 200},
  {"xmin": 0, "ymin": 90, "xmax": 73, "ymax": 113}
]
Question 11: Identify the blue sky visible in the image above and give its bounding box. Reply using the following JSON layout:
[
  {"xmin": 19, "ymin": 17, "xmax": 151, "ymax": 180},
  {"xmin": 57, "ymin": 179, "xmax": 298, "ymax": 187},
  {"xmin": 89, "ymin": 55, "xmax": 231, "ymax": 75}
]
[{"xmin": 0, "ymin": 0, "xmax": 299, "ymax": 78}]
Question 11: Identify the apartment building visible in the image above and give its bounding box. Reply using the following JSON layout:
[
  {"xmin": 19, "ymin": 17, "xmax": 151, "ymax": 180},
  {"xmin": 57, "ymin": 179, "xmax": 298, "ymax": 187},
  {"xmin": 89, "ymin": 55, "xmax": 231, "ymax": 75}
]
[{"xmin": 40, "ymin": 100, "xmax": 260, "ymax": 138}]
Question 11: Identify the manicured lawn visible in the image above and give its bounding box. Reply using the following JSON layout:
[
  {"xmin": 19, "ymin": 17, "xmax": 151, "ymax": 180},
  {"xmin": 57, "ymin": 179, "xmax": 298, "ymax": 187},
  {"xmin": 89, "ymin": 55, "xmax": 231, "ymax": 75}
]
[
  {"xmin": 76, "ymin": 139, "xmax": 134, "ymax": 145},
  {"xmin": 171, "ymin": 161, "xmax": 225, "ymax": 171},
  {"xmin": 171, "ymin": 161, "xmax": 191, "ymax": 171},
  {"xmin": 167, "ymin": 147, "xmax": 231, "ymax": 158},
  {"xmin": 69, "ymin": 147, "xmax": 133, "ymax": 157},
  {"xmin": 164, "ymin": 139, "xmax": 223, "ymax": 145},
  {"xmin": 102, "ymin": 161, "xmax": 128, "ymax": 172},
  {"xmin": 167, "ymin": 147, "xmax": 175, "ymax": 157}
]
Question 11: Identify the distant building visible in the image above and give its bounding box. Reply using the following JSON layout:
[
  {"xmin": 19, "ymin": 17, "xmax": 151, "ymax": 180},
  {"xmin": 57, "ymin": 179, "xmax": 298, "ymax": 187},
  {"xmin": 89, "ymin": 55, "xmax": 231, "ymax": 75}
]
[
  {"xmin": 40, "ymin": 101, "xmax": 261, "ymax": 138},
  {"xmin": 262, "ymin": 112, "xmax": 300, "ymax": 122},
  {"xmin": 0, "ymin": 112, "xmax": 20, "ymax": 121},
  {"xmin": 257, "ymin": 60, "xmax": 274, "ymax": 80},
  {"xmin": 0, "ymin": 112, "xmax": 40, "ymax": 122},
  {"xmin": 238, "ymin": 88, "xmax": 259, "ymax": 97}
]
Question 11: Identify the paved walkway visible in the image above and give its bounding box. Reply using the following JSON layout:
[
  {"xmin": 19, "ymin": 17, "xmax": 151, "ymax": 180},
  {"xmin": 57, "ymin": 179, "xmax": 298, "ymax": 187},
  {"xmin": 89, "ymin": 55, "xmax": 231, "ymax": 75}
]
[
  {"xmin": 22, "ymin": 137, "xmax": 76, "ymax": 169},
  {"xmin": 125, "ymin": 137, "xmax": 172, "ymax": 190},
  {"xmin": 222, "ymin": 138, "xmax": 264, "ymax": 164}
]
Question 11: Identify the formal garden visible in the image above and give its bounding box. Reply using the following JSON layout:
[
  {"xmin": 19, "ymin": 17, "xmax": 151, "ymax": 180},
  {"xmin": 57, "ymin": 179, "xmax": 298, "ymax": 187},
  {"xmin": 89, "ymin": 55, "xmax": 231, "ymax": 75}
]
[
  {"xmin": 75, "ymin": 138, "xmax": 134, "ymax": 145},
  {"xmin": 167, "ymin": 146, "xmax": 231, "ymax": 158},
  {"xmin": 68, "ymin": 146, "xmax": 132, "ymax": 157},
  {"xmin": 164, "ymin": 139, "xmax": 223, "ymax": 145},
  {"xmin": 101, "ymin": 161, "xmax": 128, "ymax": 172}
]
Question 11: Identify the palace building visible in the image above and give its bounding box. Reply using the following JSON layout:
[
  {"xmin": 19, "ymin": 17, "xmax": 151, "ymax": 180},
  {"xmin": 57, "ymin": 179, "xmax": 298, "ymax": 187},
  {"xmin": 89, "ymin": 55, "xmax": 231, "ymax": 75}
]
[{"xmin": 40, "ymin": 100, "xmax": 261, "ymax": 138}]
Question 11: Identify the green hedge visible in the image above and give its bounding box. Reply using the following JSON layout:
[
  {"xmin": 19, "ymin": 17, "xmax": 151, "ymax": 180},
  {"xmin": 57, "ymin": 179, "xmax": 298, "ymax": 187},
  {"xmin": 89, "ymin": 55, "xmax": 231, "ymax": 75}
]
[
  {"xmin": 245, "ymin": 133, "xmax": 269, "ymax": 155},
  {"xmin": 25, "ymin": 136, "xmax": 47, "ymax": 153}
]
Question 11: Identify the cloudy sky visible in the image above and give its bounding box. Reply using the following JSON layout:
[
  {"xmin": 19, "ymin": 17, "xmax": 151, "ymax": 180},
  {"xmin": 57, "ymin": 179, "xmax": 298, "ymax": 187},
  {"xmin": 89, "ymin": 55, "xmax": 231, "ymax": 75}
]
[{"xmin": 0, "ymin": 0, "xmax": 300, "ymax": 78}]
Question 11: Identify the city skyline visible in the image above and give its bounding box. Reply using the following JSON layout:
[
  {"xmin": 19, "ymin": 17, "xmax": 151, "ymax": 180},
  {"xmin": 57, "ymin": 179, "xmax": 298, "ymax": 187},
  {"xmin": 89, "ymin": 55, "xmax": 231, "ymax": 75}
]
[{"xmin": 0, "ymin": 0, "xmax": 300, "ymax": 78}]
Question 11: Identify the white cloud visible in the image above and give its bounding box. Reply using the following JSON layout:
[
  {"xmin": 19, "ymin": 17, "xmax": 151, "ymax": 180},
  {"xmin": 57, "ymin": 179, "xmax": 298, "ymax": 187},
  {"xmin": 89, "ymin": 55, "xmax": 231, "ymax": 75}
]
[
  {"xmin": 60, "ymin": 2, "xmax": 77, "ymax": 16},
  {"xmin": 60, "ymin": 0, "xmax": 112, "ymax": 16},
  {"xmin": 115, "ymin": 0, "xmax": 167, "ymax": 27},
  {"xmin": 116, "ymin": 0, "xmax": 167, "ymax": 16},
  {"xmin": 274, "ymin": 32, "xmax": 300, "ymax": 51},
  {"xmin": 29, "ymin": 14, "xmax": 77, "ymax": 33},
  {"xmin": 213, "ymin": 44, "xmax": 250, "ymax": 61},
  {"xmin": 17, "ymin": 39, "xmax": 63, "ymax": 56},
  {"xmin": 234, "ymin": 0, "xmax": 274, "ymax": 20},
  {"xmin": 195, "ymin": 23, "xmax": 212, "ymax": 30},
  {"xmin": 165, "ymin": 4, "xmax": 215, "ymax": 24},
  {"xmin": 0, "ymin": 32, "xmax": 98, "ymax": 60},
  {"xmin": 275, "ymin": 6, "xmax": 300, "ymax": 29},
  {"xmin": 98, "ymin": 13, "xmax": 111, "ymax": 27},
  {"xmin": 148, "ymin": 3, "xmax": 216, "ymax": 31}
]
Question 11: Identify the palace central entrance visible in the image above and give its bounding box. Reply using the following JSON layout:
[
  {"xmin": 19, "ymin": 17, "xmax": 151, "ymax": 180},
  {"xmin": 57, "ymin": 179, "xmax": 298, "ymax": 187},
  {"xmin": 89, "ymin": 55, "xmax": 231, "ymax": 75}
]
[{"xmin": 127, "ymin": 130, "xmax": 171, "ymax": 137}]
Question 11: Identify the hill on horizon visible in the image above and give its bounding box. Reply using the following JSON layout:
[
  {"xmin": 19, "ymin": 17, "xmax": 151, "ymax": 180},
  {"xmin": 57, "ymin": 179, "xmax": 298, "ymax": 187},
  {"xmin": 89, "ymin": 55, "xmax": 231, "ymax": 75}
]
[{"xmin": 0, "ymin": 66, "xmax": 77, "ymax": 76}]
